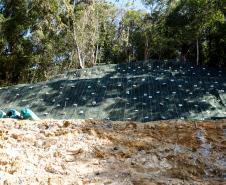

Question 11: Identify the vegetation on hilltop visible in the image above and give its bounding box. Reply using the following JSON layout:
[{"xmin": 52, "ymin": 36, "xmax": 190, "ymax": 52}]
[{"xmin": 0, "ymin": 0, "xmax": 225, "ymax": 85}]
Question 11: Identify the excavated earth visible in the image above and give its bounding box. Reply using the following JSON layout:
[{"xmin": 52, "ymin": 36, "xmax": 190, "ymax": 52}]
[{"xmin": 0, "ymin": 118, "xmax": 225, "ymax": 185}]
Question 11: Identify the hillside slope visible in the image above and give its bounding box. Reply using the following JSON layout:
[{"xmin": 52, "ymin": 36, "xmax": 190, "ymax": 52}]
[{"xmin": 0, "ymin": 60, "xmax": 226, "ymax": 121}]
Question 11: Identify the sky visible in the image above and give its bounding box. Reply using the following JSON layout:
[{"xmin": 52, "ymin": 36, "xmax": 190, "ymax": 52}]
[{"xmin": 106, "ymin": 0, "xmax": 148, "ymax": 11}]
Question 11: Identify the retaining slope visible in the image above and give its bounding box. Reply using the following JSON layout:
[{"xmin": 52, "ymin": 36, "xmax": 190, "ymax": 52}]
[{"xmin": 0, "ymin": 60, "xmax": 226, "ymax": 122}]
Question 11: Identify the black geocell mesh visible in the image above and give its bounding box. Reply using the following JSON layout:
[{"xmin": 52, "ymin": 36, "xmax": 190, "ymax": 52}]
[{"xmin": 0, "ymin": 60, "xmax": 226, "ymax": 122}]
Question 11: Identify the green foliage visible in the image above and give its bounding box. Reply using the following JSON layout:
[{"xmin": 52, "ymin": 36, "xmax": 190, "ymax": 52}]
[{"xmin": 0, "ymin": 0, "xmax": 225, "ymax": 86}]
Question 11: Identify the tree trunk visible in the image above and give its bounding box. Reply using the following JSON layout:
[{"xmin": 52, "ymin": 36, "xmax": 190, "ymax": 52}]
[
  {"xmin": 127, "ymin": 27, "xmax": 130, "ymax": 62},
  {"xmin": 196, "ymin": 38, "xmax": 199, "ymax": 65},
  {"xmin": 144, "ymin": 34, "xmax": 149, "ymax": 61},
  {"xmin": 63, "ymin": 0, "xmax": 84, "ymax": 69},
  {"xmin": 73, "ymin": 26, "xmax": 84, "ymax": 68},
  {"xmin": 94, "ymin": 45, "xmax": 99, "ymax": 65},
  {"xmin": 72, "ymin": 26, "xmax": 84, "ymax": 68},
  {"xmin": 77, "ymin": 46, "xmax": 84, "ymax": 68}
]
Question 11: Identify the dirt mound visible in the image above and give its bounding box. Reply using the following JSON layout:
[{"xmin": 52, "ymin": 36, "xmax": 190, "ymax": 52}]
[{"xmin": 0, "ymin": 118, "xmax": 225, "ymax": 184}]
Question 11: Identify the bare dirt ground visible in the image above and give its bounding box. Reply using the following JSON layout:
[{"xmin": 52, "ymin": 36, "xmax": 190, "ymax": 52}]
[{"xmin": 0, "ymin": 118, "xmax": 225, "ymax": 185}]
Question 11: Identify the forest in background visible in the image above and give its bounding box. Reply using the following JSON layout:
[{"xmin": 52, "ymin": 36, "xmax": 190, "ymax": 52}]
[{"xmin": 0, "ymin": 0, "xmax": 225, "ymax": 86}]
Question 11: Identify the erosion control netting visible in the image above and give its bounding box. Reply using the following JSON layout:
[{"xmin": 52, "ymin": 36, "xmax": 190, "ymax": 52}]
[{"xmin": 0, "ymin": 60, "xmax": 226, "ymax": 122}]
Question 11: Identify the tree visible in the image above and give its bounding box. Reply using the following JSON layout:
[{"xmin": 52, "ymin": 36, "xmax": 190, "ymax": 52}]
[
  {"xmin": 165, "ymin": 0, "xmax": 225, "ymax": 65},
  {"xmin": 0, "ymin": 0, "xmax": 32, "ymax": 84},
  {"xmin": 62, "ymin": 0, "xmax": 116, "ymax": 68},
  {"xmin": 0, "ymin": 0, "xmax": 225, "ymax": 86}
]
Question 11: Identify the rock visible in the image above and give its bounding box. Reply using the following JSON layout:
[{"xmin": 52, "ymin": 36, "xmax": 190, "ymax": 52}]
[{"xmin": 63, "ymin": 120, "xmax": 71, "ymax": 127}]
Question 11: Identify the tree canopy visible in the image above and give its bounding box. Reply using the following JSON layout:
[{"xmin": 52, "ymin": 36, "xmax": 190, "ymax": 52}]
[{"xmin": 0, "ymin": 0, "xmax": 225, "ymax": 86}]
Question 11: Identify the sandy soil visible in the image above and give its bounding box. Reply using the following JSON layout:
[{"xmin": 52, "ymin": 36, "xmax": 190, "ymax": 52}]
[{"xmin": 0, "ymin": 118, "xmax": 225, "ymax": 185}]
